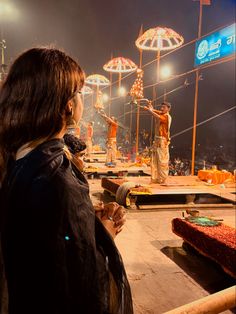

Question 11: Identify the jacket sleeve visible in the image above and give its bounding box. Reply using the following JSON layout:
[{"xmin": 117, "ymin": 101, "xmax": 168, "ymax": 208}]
[{"xmin": 13, "ymin": 172, "xmax": 107, "ymax": 313}]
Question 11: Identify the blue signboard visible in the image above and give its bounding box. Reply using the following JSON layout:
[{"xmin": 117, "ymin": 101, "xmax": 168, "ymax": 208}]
[{"xmin": 194, "ymin": 23, "xmax": 235, "ymax": 67}]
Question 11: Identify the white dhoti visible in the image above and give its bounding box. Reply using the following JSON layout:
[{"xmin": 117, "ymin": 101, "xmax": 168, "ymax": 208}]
[
  {"xmin": 86, "ymin": 138, "xmax": 93, "ymax": 157},
  {"xmin": 151, "ymin": 136, "xmax": 169, "ymax": 184},
  {"xmin": 106, "ymin": 137, "xmax": 117, "ymax": 163}
]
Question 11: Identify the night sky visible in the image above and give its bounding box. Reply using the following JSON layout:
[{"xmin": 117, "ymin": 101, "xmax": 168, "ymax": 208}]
[{"xmin": 1, "ymin": 0, "xmax": 235, "ymax": 154}]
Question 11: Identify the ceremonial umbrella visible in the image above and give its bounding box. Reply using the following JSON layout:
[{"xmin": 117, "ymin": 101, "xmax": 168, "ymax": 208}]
[
  {"xmin": 103, "ymin": 57, "xmax": 137, "ymax": 89},
  {"xmin": 85, "ymin": 74, "xmax": 110, "ymax": 86},
  {"xmin": 81, "ymin": 85, "xmax": 93, "ymax": 95},
  {"xmin": 103, "ymin": 57, "xmax": 137, "ymax": 116},
  {"xmin": 135, "ymin": 26, "xmax": 184, "ymax": 82},
  {"xmin": 85, "ymin": 74, "xmax": 110, "ymax": 110}
]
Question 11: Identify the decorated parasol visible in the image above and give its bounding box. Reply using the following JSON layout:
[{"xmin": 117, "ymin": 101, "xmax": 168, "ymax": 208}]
[
  {"xmin": 85, "ymin": 74, "xmax": 110, "ymax": 111},
  {"xmin": 135, "ymin": 26, "xmax": 184, "ymax": 83},
  {"xmin": 85, "ymin": 74, "xmax": 110, "ymax": 86},
  {"xmin": 103, "ymin": 57, "xmax": 137, "ymax": 116},
  {"xmin": 81, "ymin": 85, "xmax": 93, "ymax": 95},
  {"xmin": 103, "ymin": 57, "xmax": 137, "ymax": 88},
  {"xmin": 135, "ymin": 27, "xmax": 184, "ymax": 52}
]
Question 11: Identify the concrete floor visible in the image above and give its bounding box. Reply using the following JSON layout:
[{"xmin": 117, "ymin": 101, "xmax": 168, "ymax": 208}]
[{"xmin": 89, "ymin": 178, "xmax": 236, "ymax": 314}]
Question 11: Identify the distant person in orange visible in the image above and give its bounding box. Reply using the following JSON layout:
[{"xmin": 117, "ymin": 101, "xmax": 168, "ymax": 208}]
[
  {"xmin": 144, "ymin": 101, "xmax": 172, "ymax": 183},
  {"xmin": 74, "ymin": 125, "xmax": 80, "ymax": 138},
  {"xmin": 67, "ymin": 117, "xmax": 81, "ymax": 138},
  {"xmin": 85, "ymin": 121, "xmax": 94, "ymax": 158},
  {"xmin": 98, "ymin": 110, "xmax": 118, "ymax": 165}
]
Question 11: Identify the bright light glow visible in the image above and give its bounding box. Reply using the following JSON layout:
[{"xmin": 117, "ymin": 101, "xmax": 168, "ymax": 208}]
[
  {"xmin": 0, "ymin": 1, "xmax": 19, "ymax": 21},
  {"xmin": 102, "ymin": 93, "xmax": 109, "ymax": 102},
  {"xmin": 160, "ymin": 66, "xmax": 172, "ymax": 79},
  {"xmin": 118, "ymin": 86, "xmax": 126, "ymax": 96}
]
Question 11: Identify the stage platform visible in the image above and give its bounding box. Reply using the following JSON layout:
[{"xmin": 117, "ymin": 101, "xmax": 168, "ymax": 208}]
[
  {"xmin": 84, "ymin": 162, "xmax": 150, "ymax": 178},
  {"xmin": 84, "ymin": 151, "xmax": 129, "ymax": 163},
  {"xmin": 84, "ymin": 153, "xmax": 107, "ymax": 163},
  {"xmin": 101, "ymin": 175, "xmax": 236, "ymax": 208}
]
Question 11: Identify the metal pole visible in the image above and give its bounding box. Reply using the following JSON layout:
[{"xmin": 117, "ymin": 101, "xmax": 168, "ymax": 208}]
[
  {"xmin": 109, "ymin": 72, "xmax": 112, "ymax": 117},
  {"xmin": 157, "ymin": 49, "xmax": 161, "ymax": 86},
  {"xmin": 118, "ymin": 72, "xmax": 121, "ymax": 91},
  {"xmin": 135, "ymin": 105, "xmax": 140, "ymax": 157},
  {"xmin": 151, "ymin": 85, "xmax": 156, "ymax": 146},
  {"xmin": 123, "ymin": 96, "xmax": 126, "ymax": 124},
  {"xmin": 191, "ymin": 1, "xmax": 203, "ymax": 175},
  {"xmin": 96, "ymin": 85, "xmax": 99, "ymax": 106},
  {"xmin": 135, "ymin": 49, "xmax": 143, "ymax": 157},
  {"xmin": 150, "ymin": 49, "xmax": 160, "ymax": 144},
  {"xmin": 130, "ymin": 102, "xmax": 133, "ymax": 143},
  {"xmin": 92, "ymin": 92, "xmax": 94, "ymax": 108}
]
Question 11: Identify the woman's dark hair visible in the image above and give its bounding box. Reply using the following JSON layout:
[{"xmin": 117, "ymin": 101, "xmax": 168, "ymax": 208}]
[{"xmin": 0, "ymin": 47, "xmax": 84, "ymax": 181}]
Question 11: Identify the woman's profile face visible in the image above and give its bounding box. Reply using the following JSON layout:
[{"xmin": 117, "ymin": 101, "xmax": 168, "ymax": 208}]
[{"xmin": 73, "ymin": 92, "xmax": 84, "ymax": 123}]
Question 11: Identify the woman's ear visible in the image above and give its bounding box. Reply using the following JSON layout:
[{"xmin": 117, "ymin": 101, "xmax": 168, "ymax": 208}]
[{"xmin": 66, "ymin": 100, "xmax": 73, "ymax": 116}]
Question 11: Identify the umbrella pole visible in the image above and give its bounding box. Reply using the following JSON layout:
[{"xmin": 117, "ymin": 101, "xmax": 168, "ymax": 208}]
[
  {"xmin": 135, "ymin": 49, "xmax": 143, "ymax": 158},
  {"xmin": 150, "ymin": 50, "xmax": 160, "ymax": 146},
  {"xmin": 96, "ymin": 85, "xmax": 99, "ymax": 99},
  {"xmin": 130, "ymin": 102, "xmax": 133, "ymax": 143},
  {"xmin": 156, "ymin": 49, "xmax": 161, "ymax": 103},
  {"xmin": 123, "ymin": 95, "xmax": 126, "ymax": 124},
  {"xmin": 118, "ymin": 72, "xmax": 122, "ymax": 91},
  {"xmin": 92, "ymin": 92, "xmax": 94, "ymax": 107},
  {"xmin": 151, "ymin": 85, "xmax": 156, "ymax": 146},
  {"xmin": 109, "ymin": 72, "xmax": 112, "ymax": 117}
]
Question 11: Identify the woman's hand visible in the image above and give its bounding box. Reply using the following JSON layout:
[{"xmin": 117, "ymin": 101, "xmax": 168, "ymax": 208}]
[{"xmin": 94, "ymin": 202, "xmax": 127, "ymax": 238}]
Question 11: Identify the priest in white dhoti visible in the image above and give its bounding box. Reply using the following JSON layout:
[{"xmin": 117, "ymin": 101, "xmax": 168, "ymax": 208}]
[{"xmin": 144, "ymin": 101, "xmax": 172, "ymax": 184}]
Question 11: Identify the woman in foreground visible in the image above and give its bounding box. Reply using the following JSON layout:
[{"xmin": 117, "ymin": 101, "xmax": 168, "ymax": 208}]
[{"xmin": 0, "ymin": 47, "xmax": 133, "ymax": 314}]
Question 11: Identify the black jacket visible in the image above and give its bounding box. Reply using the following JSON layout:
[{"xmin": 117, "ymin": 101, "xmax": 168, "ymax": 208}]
[{"xmin": 0, "ymin": 139, "xmax": 133, "ymax": 314}]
